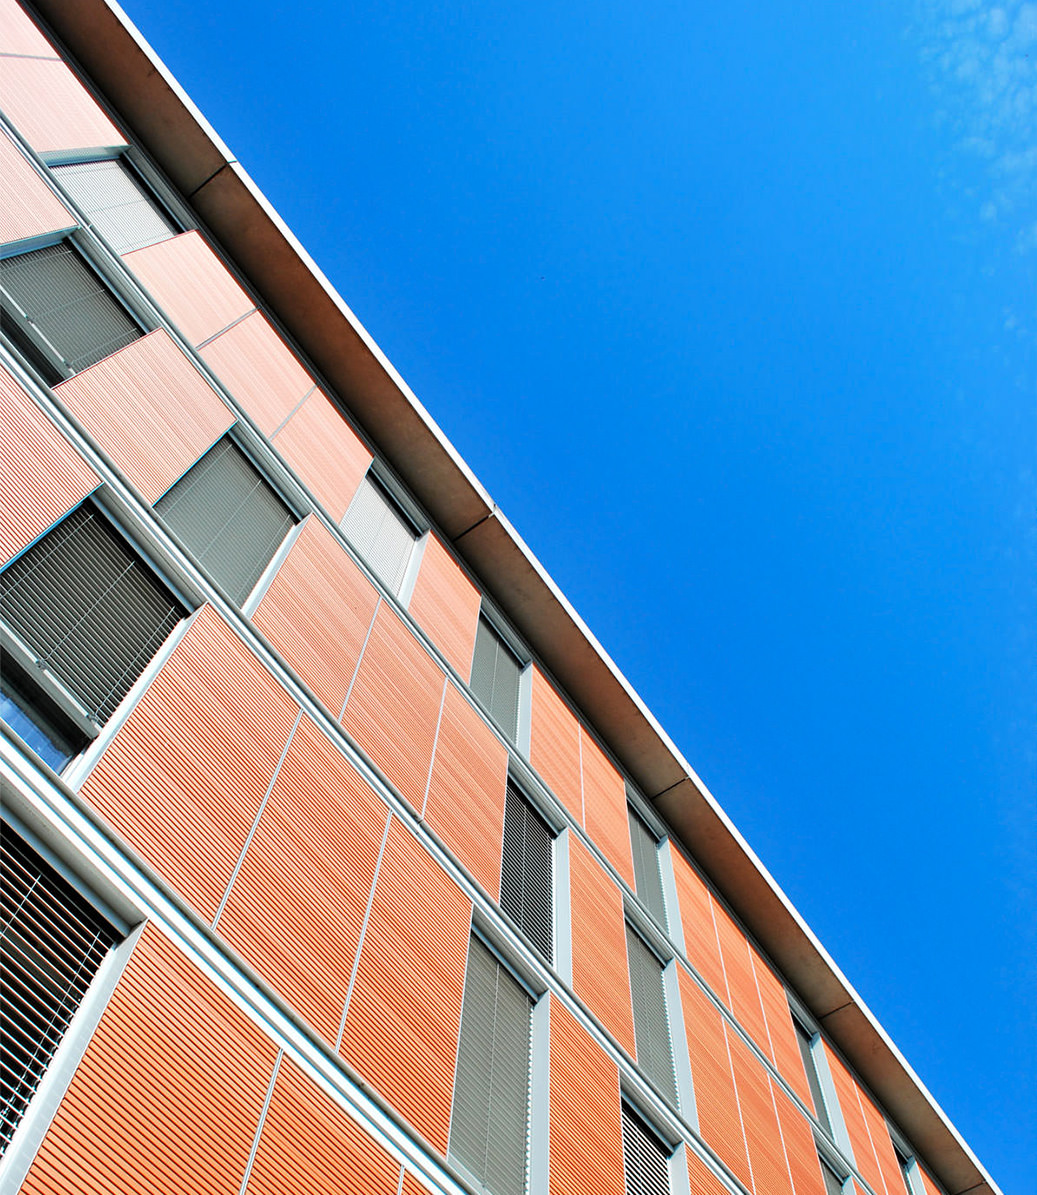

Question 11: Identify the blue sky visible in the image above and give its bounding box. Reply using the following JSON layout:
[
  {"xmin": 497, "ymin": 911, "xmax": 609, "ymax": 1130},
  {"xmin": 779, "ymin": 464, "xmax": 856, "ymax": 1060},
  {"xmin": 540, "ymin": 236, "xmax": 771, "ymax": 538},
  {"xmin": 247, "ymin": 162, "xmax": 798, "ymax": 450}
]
[{"xmin": 120, "ymin": 0, "xmax": 1034, "ymax": 1188}]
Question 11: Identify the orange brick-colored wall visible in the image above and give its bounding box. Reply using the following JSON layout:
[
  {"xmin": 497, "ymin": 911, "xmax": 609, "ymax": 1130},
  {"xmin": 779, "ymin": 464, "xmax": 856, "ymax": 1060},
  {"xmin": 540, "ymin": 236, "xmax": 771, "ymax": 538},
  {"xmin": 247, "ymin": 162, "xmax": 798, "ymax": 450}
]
[{"xmin": 407, "ymin": 531, "xmax": 482, "ymax": 677}]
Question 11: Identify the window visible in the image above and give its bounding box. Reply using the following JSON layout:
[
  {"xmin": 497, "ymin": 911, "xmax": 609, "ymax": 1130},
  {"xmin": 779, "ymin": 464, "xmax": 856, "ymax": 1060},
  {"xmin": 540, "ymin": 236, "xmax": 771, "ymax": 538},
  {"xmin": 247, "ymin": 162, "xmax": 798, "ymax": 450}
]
[
  {"xmin": 626, "ymin": 925, "xmax": 677, "ymax": 1105},
  {"xmin": 340, "ymin": 473, "xmax": 417, "ymax": 597},
  {"xmin": 0, "ymin": 240, "xmax": 141, "ymax": 383},
  {"xmin": 470, "ymin": 616, "xmax": 523, "ymax": 742},
  {"xmin": 155, "ymin": 435, "xmax": 296, "ymax": 606},
  {"xmin": 1, "ymin": 826, "xmax": 119, "ymax": 1153},
  {"xmin": 0, "ymin": 502, "xmax": 186, "ymax": 768},
  {"xmin": 819, "ymin": 1155, "xmax": 846, "ymax": 1195},
  {"xmin": 621, "ymin": 1104, "xmax": 672, "ymax": 1195},
  {"xmin": 628, "ymin": 805, "xmax": 667, "ymax": 927},
  {"xmin": 52, "ymin": 157, "xmax": 178, "ymax": 254},
  {"xmin": 794, "ymin": 1019, "xmax": 833, "ymax": 1136},
  {"xmin": 450, "ymin": 936, "xmax": 533, "ymax": 1195},
  {"xmin": 894, "ymin": 1143, "xmax": 919, "ymax": 1195},
  {"xmin": 500, "ymin": 783, "xmax": 553, "ymax": 963}
]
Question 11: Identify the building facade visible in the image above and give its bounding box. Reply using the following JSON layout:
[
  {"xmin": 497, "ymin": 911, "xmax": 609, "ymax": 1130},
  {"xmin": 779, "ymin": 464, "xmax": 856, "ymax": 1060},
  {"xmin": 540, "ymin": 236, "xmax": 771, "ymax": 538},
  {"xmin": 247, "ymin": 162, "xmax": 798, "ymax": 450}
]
[{"xmin": 0, "ymin": 3, "xmax": 1002, "ymax": 1195}]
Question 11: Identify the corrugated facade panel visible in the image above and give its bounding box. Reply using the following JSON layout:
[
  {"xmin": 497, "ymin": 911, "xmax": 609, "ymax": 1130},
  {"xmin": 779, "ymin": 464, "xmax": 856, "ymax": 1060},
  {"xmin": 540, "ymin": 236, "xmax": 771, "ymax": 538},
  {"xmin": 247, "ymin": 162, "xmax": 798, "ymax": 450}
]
[
  {"xmin": 773, "ymin": 1086, "xmax": 828, "ymax": 1195},
  {"xmin": 0, "ymin": 0, "xmax": 57, "ymax": 56},
  {"xmin": 752, "ymin": 950, "xmax": 814, "ymax": 1109},
  {"xmin": 423, "ymin": 680, "xmax": 509, "ymax": 899},
  {"xmin": 243, "ymin": 1056, "xmax": 400, "ymax": 1195},
  {"xmin": 0, "ymin": 364, "xmax": 97, "ymax": 565},
  {"xmin": 580, "ymin": 726, "xmax": 635, "ymax": 889},
  {"xmin": 858, "ymin": 1085, "xmax": 909, "ymax": 1195},
  {"xmin": 685, "ymin": 1146, "xmax": 738, "ymax": 1195},
  {"xmin": 201, "ymin": 310, "xmax": 313, "ymax": 436},
  {"xmin": 0, "ymin": 128, "xmax": 74, "ymax": 245},
  {"xmin": 0, "ymin": 56, "xmax": 125, "ymax": 155},
  {"xmin": 677, "ymin": 966, "xmax": 753, "ymax": 1191},
  {"xmin": 20, "ymin": 924, "xmax": 278, "ymax": 1195},
  {"xmin": 269, "ymin": 389, "xmax": 371, "ymax": 522},
  {"xmin": 342, "ymin": 602, "xmax": 447, "ymax": 811},
  {"xmin": 529, "ymin": 664, "xmax": 583, "ymax": 822},
  {"xmin": 217, "ymin": 715, "xmax": 389, "ymax": 1044},
  {"xmin": 407, "ymin": 531, "xmax": 483, "ymax": 677},
  {"xmin": 711, "ymin": 899, "xmax": 772, "ymax": 1057},
  {"xmin": 822, "ymin": 1043, "xmax": 887, "ymax": 1195},
  {"xmin": 79, "ymin": 605, "xmax": 298, "ymax": 922},
  {"xmin": 53, "ymin": 329, "xmax": 233, "ymax": 503},
  {"xmin": 668, "ymin": 845, "xmax": 728, "ymax": 1004},
  {"xmin": 568, "ymin": 835, "xmax": 637, "ymax": 1058},
  {"xmin": 339, "ymin": 817, "xmax": 472, "ymax": 1154},
  {"xmin": 728, "ymin": 1030, "xmax": 795, "ymax": 1195},
  {"xmin": 916, "ymin": 1165, "xmax": 945, "ymax": 1195},
  {"xmin": 401, "ymin": 1173, "xmax": 432, "ymax": 1195},
  {"xmin": 252, "ymin": 517, "xmax": 380, "ymax": 717},
  {"xmin": 549, "ymin": 999, "xmax": 626, "ymax": 1195},
  {"xmin": 121, "ymin": 230, "xmax": 254, "ymax": 347}
]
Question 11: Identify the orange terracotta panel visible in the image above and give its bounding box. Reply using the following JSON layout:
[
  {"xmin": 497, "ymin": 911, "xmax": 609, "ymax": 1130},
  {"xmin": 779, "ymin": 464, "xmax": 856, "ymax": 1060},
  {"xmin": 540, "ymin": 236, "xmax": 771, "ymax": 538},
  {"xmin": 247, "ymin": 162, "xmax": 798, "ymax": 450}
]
[
  {"xmin": 0, "ymin": 129, "xmax": 74, "ymax": 245},
  {"xmin": 270, "ymin": 389, "xmax": 371, "ymax": 522},
  {"xmin": 245, "ymin": 1057, "xmax": 399, "ymax": 1195},
  {"xmin": 752, "ymin": 950, "xmax": 814, "ymax": 1108},
  {"xmin": 0, "ymin": 0, "xmax": 58, "ymax": 56},
  {"xmin": 0, "ymin": 364, "xmax": 97, "ymax": 565},
  {"xmin": 669, "ymin": 845, "xmax": 729, "ymax": 1002},
  {"xmin": 549, "ymin": 999, "xmax": 626, "ymax": 1195},
  {"xmin": 678, "ymin": 966, "xmax": 753, "ymax": 1191},
  {"xmin": 530, "ymin": 665, "xmax": 582, "ymax": 821},
  {"xmin": 423, "ymin": 681, "xmax": 509, "ymax": 899},
  {"xmin": 774, "ymin": 1086, "xmax": 829, "ymax": 1195},
  {"xmin": 685, "ymin": 1146, "xmax": 736, "ymax": 1195},
  {"xmin": 342, "ymin": 602, "xmax": 447, "ymax": 811},
  {"xmin": 201, "ymin": 310, "xmax": 313, "ymax": 436},
  {"xmin": 407, "ymin": 532, "xmax": 482, "ymax": 676},
  {"xmin": 580, "ymin": 726, "xmax": 635, "ymax": 888},
  {"xmin": 728, "ymin": 1030, "xmax": 795, "ymax": 1195},
  {"xmin": 339, "ymin": 818, "xmax": 472, "ymax": 1154},
  {"xmin": 122, "ymin": 230, "xmax": 254, "ymax": 347},
  {"xmin": 916, "ymin": 1165, "xmax": 945, "ymax": 1195},
  {"xmin": 252, "ymin": 517, "xmax": 380, "ymax": 717},
  {"xmin": 54, "ymin": 330, "xmax": 233, "ymax": 503},
  {"xmin": 569, "ymin": 836, "xmax": 636, "ymax": 1057},
  {"xmin": 712, "ymin": 899, "xmax": 771, "ymax": 1055},
  {"xmin": 217, "ymin": 716, "xmax": 389, "ymax": 1044},
  {"xmin": 80, "ymin": 606, "xmax": 298, "ymax": 921},
  {"xmin": 21, "ymin": 924, "xmax": 277, "ymax": 1195},
  {"xmin": 823, "ymin": 1043, "xmax": 887, "ymax": 1194},
  {"xmin": 858, "ymin": 1084, "xmax": 910, "ymax": 1195},
  {"xmin": 0, "ymin": 56, "xmax": 125, "ymax": 154}
]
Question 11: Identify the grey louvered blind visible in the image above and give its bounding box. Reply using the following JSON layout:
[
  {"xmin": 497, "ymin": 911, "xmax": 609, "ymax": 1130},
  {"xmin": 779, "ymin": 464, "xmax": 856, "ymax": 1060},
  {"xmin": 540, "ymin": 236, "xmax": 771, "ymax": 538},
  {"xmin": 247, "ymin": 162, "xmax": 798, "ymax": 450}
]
[
  {"xmin": 155, "ymin": 437, "xmax": 295, "ymax": 606},
  {"xmin": 500, "ymin": 785, "xmax": 553, "ymax": 962},
  {"xmin": 626, "ymin": 927, "xmax": 677, "ymax": 1105},
  {"xmin": 1, "ymin": 827, "xmax": 118, "ymax": 1153},
  {"xmin": 470, "ymin": 617, "xmax": 522, "ymax": 742},
  {"xmin": 340, "ymin": 474, "xmax": 416, "ymax": 596},
  {"xmin": 53, "ymin": 158, "xmax": 177, "ymax": 254},
  {"xmin": 0, "ymin": 242, "xmax": 140, "ymax": 377},
  {"xmin": 621, "ymin": 1106, "xmax": 672, "ymax": 1195},
  {"xmin": 628, "ymin": 807, "xmax": 667, "ymax": 928},
  {"xmin": 0, "ymin": 504, "xmax": 185, "ymax": 725},
  {"xmin": 450, "ymin": 937, "xmax": 532, "ymax": 1195},
  {"xmin": 795, "ymin": 1021, "xmax": 832, "ymax": 1134}
]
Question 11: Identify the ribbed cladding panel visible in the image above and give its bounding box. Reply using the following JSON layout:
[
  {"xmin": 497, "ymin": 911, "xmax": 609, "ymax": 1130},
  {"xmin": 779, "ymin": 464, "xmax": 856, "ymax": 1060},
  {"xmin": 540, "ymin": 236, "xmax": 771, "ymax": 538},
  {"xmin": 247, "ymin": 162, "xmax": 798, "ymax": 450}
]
[
  {"xmin": 53, "ymin": 158, "xmax": 176, "ymax": 254},
  {"xmin": 676, "ymin": 965, "xmax": 753, "ymax": 1191},
  {"xmin": 342, "ymin": 602, "xmax": 447, "ymax": 811},
  {"xmin": 79, "ymin": 604, "xmax": 298, "ymax": 921},
  {"xmin": 217, "ymin": 716, "xmax": 388, "ymax": 1044},
  {"xmin": 252, "ymin": 517, "xmax": 380, "ymax": 716},
  {"xmin": 626, "ymin": 927, "xmax": 677, "ymax": 1105},
  {"xmin": 0, "ymin": 365, "xmax": 97, "ymax": 565},
  {"xmin": 339, "ymin": 817, "xmax": 472, "ymax": 1154},
  {"xmin": 0, "ymin": 56, "xmax": 126, "ymax": 155},
  {"xmin": 407, "ymin": 531, "xmax": 482, "ymax": 675},
  {"xmin": 20, "ymin": 923, "xmax": 278, "ymax": 1195},
  {"xmin": 549, "ymin": 999, "xmax": 626, "ymax": 1195},
  {"xmin": 401, "ymin": 1174, "xmax": 432, "ymax": 1195},
  {"xmin": 271, "ymin": 389, "xmax": 372, "ymax": 522},
  {"xmin": 822, "ymin": 1043, "xmax": 888, "ymax": 1195},
  {"xmin": 243, "ymin": 1056, "xmax": 400, "ymax": 1195},
  {"xmin": 727, "ymin": 1029, "xmax": 795, "ymax": 1195},
  {"xmin": 424, "ymin": 680, "xmax": 509, "ymax": 900},
  {"xmin": 529, "ymin": 664, "xmax": 583, "ymax": 821},
  {"xmin": 501, "ymin": 783, "xmax": 554, "ymax": 962},
  {"xmin": 857, "ymin": 1083, "xmax": 908, "ymax": 1195},
  {"xmin": 582, "ymin": 726, "xmax": 636, "ymax": 888},
  {"xmin": 121, "ymin": 230, "xmax": 253, "ymax": 347},
  {"xmin": 0, "ymin": 0, "xmax": 57, "ymax": 55},
  {"xmin": 685, "ymin": 1145, "xmax": 738, "ymax": 1195},
  {"xmin": 668, "ymin": 845, "xmax": 728, "ymax": 1002},
  {"xmin": 0, "ymin": 129, "xmax": 74, "ymax": 246},
  {"xmin": 569, "ymin": 835, "xmax": 637, "ymax": 1057},
  {"xmin": 711, "ymin": 899, "xmax": 772, "ymax": 1057},
  {"xmin": 201, "ymin": 310, "xmax": 313, "ymax": 436},
  {"xmin": 53, "ymin": 329, "xmax": 233, "ymax": 503},
  {"xmin": 773, "ymin": 1086, "xmax": 828, "ymax": 1195},
  {"xmin": 751, "ymin": 950, "xmax": 814, "ymax": 1109}
]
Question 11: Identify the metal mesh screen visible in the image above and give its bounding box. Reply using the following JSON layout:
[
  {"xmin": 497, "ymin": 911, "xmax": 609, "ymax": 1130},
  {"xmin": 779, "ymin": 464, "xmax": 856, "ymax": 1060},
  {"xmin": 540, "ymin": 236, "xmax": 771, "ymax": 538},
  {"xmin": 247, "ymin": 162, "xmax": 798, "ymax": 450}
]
[
  {"xmin": 626, "ymin": 926, "xmax": 677, "ymax": 1105},
  {"xmin": 340, "ymin": 474, "xmax": 416, "ymax": 596},
  {"xmin": 500, "ymin": 784, "xmax": 553, "ymax": 963},
  {"xmin": 621, "ymin": 1105, "xmax": 672, "ymax": 1195},
  {"xmin": 470, "ymin": 616, "xmax": 521, "ymax": 742},
  {"xmin": 53, "ymin": 158, "xmax": 177, "ymax": 254},
  {"xmin": 628, "ymin": 807, "xmax": 667, "ymax": 928}
]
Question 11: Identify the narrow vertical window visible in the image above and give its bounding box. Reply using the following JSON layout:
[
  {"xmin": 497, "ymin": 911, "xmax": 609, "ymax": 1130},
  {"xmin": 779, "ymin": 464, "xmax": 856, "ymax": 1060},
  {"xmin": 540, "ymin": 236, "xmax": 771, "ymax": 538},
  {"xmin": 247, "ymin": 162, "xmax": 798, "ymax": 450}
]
[
  {"xmin": 894, "ymin": 1144, "xmax": 918, "ymax": 1195},
  {"xmin": 626, "ymin": 925, "xmax": 677, "ymax": 1105},
  {"xmin": 621, "ymin": 1104, "xmax": 672, "ymax": 1195},
  {"xmin": 340, "ymin": 473, "xmax": 417, "ymax": 596},
  {"xmin": 469, "ymin": 616, "xmax": 522, "ymax": 742},
  {"xmin": 819, "ymin": 1155, "xmax": 846, "ymax": 1195},
  {"xmin": 795, "ymin": 1019, "xmax": 833, "ymax": 1135},
  {"xmin": 500, "ymin": 784, "xmax": 553, "ymax": 963},
  {"xmin": 52, "ymin": 158, "xmax": 178, "ymax": 254},
  {"xmin": 628, "ymin": 805, "xmax": 667, "ymax": 927}
]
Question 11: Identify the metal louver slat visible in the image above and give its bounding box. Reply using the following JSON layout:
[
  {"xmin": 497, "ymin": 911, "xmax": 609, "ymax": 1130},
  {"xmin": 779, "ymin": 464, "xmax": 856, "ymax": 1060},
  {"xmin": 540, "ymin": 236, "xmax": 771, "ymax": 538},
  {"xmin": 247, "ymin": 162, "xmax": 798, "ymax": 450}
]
[
  {"xmin": 340, "ymin": 475, "xmax": 416, "ymax": 596},
  {"xmin": 450, "ymin": 937, "xmax": 532, "ymax": 1195},
  {"xmin": 53, "ymin": 159, "xmax": 177, "ymax": 254},
  {"xmin": 0, "ymin": 504, "xmax": 185, "ymax": 725},
  {"xmin": 0, "ymin": 828, "xmax": 118, "ymax": 1154},
  {"xmin": 628, "ymin": 807, "xmax": 667, "ymax": 927},
  {"xmin": 155, "ymin": 436, "xmax": 296, "ymax": 605},
  {"xmin": 500, "ymin": 785, "xmax": 553, "ymax": 963},
  {"xmin": 470, "ymin": 616, "xmax": 521, "ymax": 742},
  {"xmin": 626, "ymin": 926, "xmax": 677, "ymax": 1106},
  {"xmin": 621, "ymin": 1106, "xmax": 672, "ymax": 1195}
]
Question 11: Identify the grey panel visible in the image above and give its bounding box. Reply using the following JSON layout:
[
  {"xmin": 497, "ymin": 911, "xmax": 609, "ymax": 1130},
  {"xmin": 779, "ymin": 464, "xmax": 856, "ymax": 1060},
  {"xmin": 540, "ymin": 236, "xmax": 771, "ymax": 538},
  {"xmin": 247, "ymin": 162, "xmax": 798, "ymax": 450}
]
[
  {"xmin": 470, "ymin": 616, "xmax": 521, "ymax": 742},
  {"xmin": 450, "ymin": 937, "xmax": 532, "ymax": 1195},
  {"xmin": 340, "ymin": 475, "xmax": 416, "ymax": 596},
  {"xmin": 500, "ymin": 784, "xmax": 553, "ymax": 963},
  {"xmin": 628, "ymin": 807, "xmax": 667, "ymax": 928},
  {"xmin": 796, "ymin": 1021, "xmax": 833, "ymax": 1135},
  {"xmin": 626, "ymin": 927, "xmax": 677, "ymax": 1106},
  {"xmin": 53, "ymin": 158, "xmax": 177, "ymax": 254},
  {"xmin": 155, "ymin": 436, "xmax": 295, "ymax": 605},
  {"xmin": 820, "ymin": 1157, "xmax": 846, "ymax": 1195},
  {"xmin": 0, "ymin": 504, "xmax": 185, "ymax": 724},
  {"xmin": 621, "ymin": 1106, "xmax": 671, "ymax": 1195}
]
